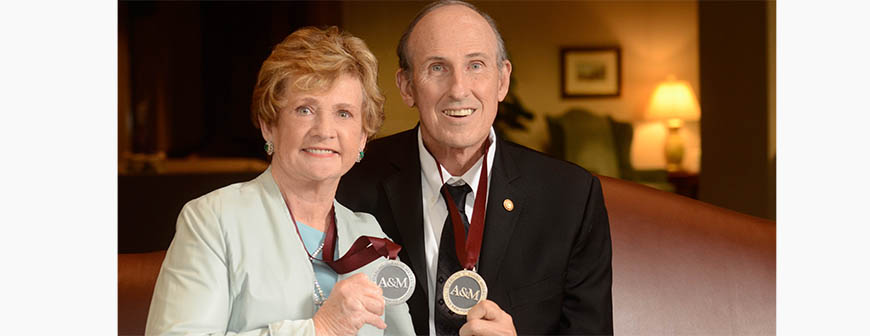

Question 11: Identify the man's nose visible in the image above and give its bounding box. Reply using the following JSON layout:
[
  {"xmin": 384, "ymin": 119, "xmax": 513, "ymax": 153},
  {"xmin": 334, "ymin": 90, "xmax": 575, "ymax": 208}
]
[{"xmin": 448, "ymin": 70, "xmax": 470, "ymax": 99}]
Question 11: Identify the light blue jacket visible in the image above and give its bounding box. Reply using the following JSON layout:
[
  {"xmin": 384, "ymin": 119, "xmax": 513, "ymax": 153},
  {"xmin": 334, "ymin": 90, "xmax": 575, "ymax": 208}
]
[{"xmin": 145, "ymin": 167, "xmax": 414, "ymax": 335}]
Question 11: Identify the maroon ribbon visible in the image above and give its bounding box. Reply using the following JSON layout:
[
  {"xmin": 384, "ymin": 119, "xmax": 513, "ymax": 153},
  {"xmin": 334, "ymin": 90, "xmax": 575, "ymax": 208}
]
[
  {"xmin": 436, "ymin": 140, "xmax": 489, "ymax": 271},
  {"xmin": 288, "ymin": 205, "xmax": 402, "ymax": 274}
]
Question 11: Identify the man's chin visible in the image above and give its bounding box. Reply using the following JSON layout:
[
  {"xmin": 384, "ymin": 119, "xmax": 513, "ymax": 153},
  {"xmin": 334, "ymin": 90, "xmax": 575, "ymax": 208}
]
[{"xmin": 436, "ymin": 134, "xmax": 489, "ymax": 151}]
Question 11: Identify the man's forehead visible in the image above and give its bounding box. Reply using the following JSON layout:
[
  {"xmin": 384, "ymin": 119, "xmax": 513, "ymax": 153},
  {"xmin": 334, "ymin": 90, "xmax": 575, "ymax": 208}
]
[
  {"xmin": 421, "ymin": 52, "xmax": 493, "ymax": 63},
  {"xmin": 407, "ymin": 5, "xmax": 498, "ymax": 63}
]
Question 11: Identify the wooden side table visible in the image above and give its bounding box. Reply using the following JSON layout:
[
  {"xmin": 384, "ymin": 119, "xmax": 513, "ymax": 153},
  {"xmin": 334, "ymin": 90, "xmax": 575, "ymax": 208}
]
[{"xmin": 667, "ymin": 172, "xmax": 699, "ymax": 199}]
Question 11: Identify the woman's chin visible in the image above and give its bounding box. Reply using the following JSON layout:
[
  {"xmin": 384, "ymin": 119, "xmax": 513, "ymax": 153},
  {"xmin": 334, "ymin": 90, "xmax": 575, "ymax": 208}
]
[
  {"xmin": 298, "ymin": 170, "xmax": 341, "ymax": 184},
  {"xmin": 272, "ymin": 161, "xmax": 343, "ymax": 184}
]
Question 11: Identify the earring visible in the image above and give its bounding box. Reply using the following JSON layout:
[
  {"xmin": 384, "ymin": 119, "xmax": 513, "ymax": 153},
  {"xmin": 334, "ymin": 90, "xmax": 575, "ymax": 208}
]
[
  {"xmin": 356, "ymin": 150, "xmax": 365, "ymax": 163},
  {"xmin": 264, "ymin": 141, "xmax": 274, "ymax": 155}
]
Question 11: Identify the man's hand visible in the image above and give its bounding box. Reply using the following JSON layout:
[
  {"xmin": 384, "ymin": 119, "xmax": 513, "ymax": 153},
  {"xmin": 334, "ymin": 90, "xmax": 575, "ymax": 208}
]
[
  {"xmin": 459, "ymin": 300, "xmax": 517, "ymax": 336},
  {"xmin": 312, "ymin": 273, "xmax": 387, "ymax": 336}
]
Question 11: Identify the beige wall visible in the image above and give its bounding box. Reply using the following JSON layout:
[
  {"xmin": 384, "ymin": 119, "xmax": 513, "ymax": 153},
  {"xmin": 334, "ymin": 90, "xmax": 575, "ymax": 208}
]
[
  {"xmin": 342, "ymin": 1, "xmax": 700, "ymax": 172},
  {"xmin": 341, "ymin": 2, "xmax": 422, "ymax": 138}
]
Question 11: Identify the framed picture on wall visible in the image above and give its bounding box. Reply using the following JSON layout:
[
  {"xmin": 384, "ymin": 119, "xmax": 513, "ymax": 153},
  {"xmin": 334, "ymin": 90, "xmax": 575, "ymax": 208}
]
[{"xmin": 561, "ymin": 47, "xmax": 621, "ymax": 98}]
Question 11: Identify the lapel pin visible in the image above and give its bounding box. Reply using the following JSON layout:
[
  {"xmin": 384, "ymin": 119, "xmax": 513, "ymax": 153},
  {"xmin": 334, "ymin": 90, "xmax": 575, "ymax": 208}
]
[{"xmin": 503, "ymin": 199, "xmax": 514, "ymax": 212}]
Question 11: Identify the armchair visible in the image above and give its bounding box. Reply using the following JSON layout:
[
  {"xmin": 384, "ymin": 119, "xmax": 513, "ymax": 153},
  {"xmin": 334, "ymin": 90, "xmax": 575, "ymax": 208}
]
[{"xmin": 548, "ymin": 108, "xmax": 671, "ymax": 191}]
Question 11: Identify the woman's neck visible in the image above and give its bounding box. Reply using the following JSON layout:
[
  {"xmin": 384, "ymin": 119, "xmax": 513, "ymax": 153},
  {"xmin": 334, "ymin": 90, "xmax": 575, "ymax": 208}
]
[{"xmin": 271, "ymin": 169, "xmax": 337, "ymax": 232}]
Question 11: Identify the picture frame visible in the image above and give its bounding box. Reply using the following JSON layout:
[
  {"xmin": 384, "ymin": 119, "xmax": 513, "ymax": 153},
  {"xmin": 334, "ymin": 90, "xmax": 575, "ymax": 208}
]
[{"xmin": 560, "ymin": 47, "xmax": 621, "ymax": 98}]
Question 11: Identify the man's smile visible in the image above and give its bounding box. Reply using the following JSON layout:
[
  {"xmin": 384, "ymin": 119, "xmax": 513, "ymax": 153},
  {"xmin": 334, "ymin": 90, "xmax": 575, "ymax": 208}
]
[{"xmin": 441, "ymin": 108, "xmax": 476, "ymax": 117}]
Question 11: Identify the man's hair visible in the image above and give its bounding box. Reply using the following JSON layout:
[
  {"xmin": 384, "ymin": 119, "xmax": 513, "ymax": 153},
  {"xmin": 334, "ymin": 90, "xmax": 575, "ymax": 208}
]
[
  {"xmin": 251, "ymin": 26, "xmax": 385, "ymax": 140},
  {"xmin": 396, "ymin": 0, "xmax": 509, "ymax": 73}
]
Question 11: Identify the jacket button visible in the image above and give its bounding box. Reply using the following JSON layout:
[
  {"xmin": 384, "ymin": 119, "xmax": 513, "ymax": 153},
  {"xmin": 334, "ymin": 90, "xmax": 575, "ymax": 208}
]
[
  {"xmin": 438, "ymin": 276, "xmax": 444, "ymax": 283},
  {"xmin": 438, "ymin": 298, "xmax": 444, "ymax": 305}
]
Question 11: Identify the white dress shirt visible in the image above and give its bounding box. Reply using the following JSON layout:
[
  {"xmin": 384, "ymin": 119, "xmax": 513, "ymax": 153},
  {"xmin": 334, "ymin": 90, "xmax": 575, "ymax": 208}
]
[
  {"xmin": 417, "ymin": 128, "xmax": 496, "ymax": 336},
  {"xmin": 145, "ymin": 167, "xmax": 414, "ymax": 335}
]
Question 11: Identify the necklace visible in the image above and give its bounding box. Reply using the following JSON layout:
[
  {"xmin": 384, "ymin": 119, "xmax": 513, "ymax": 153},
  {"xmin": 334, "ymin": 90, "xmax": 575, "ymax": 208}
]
[
  {"xmin": 282, "ymin": 201, "xmax": 337, "ymax": 309},
  {"xmin": 310, "ymin": 241, "xmax": 327, "ymax": 307}
]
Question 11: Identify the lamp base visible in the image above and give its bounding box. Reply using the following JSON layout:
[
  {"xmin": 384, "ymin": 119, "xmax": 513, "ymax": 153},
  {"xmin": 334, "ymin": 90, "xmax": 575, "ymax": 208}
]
[{"xmin": 664, "ymin": 120, "xmax": 684, "ymax": 172}]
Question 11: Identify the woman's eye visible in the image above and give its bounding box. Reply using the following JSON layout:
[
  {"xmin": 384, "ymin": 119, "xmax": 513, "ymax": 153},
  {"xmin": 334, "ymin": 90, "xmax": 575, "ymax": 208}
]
[
  {"xmin": 296, "ymin": 106, "xmax": 313, "ymax": 115},
  {"xmin": 338, "ymin": 111, "xmax": 351, "ymax": 119}
]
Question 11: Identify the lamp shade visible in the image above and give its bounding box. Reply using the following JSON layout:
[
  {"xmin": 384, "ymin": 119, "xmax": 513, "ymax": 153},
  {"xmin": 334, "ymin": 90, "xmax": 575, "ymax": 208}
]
[{"xmin": 646, "ymin": 76, "xmax": 701, "ymax": 122}]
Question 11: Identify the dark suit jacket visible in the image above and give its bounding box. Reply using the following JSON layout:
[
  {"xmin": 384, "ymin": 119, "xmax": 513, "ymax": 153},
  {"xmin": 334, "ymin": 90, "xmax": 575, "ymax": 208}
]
[{"xmin": 337, "ymin": 128, "xmax": 613, "ymax": 335}]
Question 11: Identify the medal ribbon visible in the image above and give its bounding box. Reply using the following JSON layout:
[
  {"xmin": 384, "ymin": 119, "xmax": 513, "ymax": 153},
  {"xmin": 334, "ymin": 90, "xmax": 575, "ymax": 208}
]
[
  {"xmin": 436, "ymin": 140, "xmax": 489, "ymax": 271},
  {"xmin": 288, "ymin": 205, "xmax": 402, "ymax": 274}
]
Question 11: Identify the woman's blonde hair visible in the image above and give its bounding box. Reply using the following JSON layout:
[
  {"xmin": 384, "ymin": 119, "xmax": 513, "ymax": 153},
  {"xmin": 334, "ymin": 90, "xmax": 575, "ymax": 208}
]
[{"xmin": 251, "ymin": 26, "xmax": 384, "ymax": 139}]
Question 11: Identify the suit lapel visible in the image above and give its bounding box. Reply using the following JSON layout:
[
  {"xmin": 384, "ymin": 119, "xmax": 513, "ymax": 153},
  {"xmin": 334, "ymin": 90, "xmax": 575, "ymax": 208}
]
[
  {"xmin": 381, "ymin": 129, "xmax": 429, "ymax": 298},
  {"xmin": 479, "ymin": 139, "xmax": 525, "ymax": 282}
]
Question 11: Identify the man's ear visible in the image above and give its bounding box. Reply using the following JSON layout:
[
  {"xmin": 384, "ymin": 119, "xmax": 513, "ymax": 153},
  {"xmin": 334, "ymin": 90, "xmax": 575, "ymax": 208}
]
[
  {"xmin": 396, "ymin": 69, "xmax": 416, "ymax": 107},
  {"xmin": 497, "ymin": 60, "xmax": 513, "ymax": 102}
]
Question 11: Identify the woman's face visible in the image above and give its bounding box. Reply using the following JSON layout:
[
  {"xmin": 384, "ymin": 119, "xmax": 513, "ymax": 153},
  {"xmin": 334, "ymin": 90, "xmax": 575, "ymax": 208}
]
[{"xmin": 262, "ymin": 73, "xmax": 367, "ymax": 186}]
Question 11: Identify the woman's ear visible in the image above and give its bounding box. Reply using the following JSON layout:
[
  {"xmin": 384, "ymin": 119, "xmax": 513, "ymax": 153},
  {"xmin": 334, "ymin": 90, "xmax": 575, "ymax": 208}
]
[
  {"xmin": 358, "ymin": 131, "xmax": 367, "ymax": 154},
  {"xmin": 259, "ymin": 117, "xmax": 273, "ymax": 142}
]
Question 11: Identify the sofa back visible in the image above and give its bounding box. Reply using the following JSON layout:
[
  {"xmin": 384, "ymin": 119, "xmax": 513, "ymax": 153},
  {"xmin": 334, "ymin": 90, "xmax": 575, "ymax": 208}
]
[{"xmin": 600, "ymin": 175, "xmax": 775, "ymax": 335}]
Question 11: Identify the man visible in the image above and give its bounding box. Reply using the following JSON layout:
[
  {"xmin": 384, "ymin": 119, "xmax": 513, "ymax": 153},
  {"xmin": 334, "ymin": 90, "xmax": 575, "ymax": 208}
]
[{"xmin": 337, "ymin": 1, "xmax": 613, "ymax": 335}]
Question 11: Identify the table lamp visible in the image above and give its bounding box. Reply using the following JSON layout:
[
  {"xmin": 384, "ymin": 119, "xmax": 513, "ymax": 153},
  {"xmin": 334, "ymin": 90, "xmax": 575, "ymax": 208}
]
[{"xmin": 646, "ymin": 75, "xmax": 701, "ymax": 172}]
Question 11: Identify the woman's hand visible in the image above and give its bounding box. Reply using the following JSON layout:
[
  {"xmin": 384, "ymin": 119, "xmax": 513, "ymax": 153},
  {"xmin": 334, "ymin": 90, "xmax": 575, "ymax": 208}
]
[{"xmin": 312, "ymin": 273, "xmax": 387, "ymax": 336}]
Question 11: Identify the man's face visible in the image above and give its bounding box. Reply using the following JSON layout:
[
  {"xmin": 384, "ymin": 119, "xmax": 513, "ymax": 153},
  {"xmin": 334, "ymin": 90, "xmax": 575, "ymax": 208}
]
[{"xmin": 398, "ymin": 4, "xmax": 511, "ymax": 153}]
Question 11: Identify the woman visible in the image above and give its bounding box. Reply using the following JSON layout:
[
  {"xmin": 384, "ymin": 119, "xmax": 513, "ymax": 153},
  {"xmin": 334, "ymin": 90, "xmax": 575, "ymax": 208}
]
[{"xmin": 145, "ymin": 26, "xmax": 414, "ymax": 335}]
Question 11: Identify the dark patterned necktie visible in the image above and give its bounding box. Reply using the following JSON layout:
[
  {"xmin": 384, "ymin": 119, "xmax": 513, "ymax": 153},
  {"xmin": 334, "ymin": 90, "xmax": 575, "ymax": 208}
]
[{"xmin": 434, "ymin": 183, "xmax": 472, "ymax": 335}]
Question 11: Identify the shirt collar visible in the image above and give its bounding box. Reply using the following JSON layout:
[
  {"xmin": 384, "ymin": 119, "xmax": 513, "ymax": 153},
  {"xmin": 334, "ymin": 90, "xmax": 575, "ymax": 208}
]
[{"xmin": 418, "ymin": 127, "xmax": 497, "ymax": 202}]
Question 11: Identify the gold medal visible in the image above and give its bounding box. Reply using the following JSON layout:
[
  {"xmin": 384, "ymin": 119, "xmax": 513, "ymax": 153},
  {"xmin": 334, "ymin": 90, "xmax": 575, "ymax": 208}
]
[{"xmin": 442, "ymin": 269, "xmax": 488, "ymax": 315}]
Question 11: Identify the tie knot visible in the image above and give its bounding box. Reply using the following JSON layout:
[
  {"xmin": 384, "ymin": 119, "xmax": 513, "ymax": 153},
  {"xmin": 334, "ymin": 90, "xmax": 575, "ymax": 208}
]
[{"xmin": 443, "ymin": 183, "xmax": 472, "ymax": 210}]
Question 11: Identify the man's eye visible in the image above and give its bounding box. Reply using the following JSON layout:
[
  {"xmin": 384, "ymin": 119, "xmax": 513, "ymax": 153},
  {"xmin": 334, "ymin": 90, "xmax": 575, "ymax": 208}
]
[
  {"xmin": 470, "ymin": 62, "xmax": 483, "ymax": 70},
  {"xmin": 431, "ymin": 64, "xmax": 444, "ymax": 72}
]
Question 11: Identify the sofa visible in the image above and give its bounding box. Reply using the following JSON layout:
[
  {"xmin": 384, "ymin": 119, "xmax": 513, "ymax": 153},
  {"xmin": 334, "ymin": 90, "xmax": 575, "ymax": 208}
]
[{"xmin": 118, "ymin": 176, "xmax": 775, "ymax": 335}]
